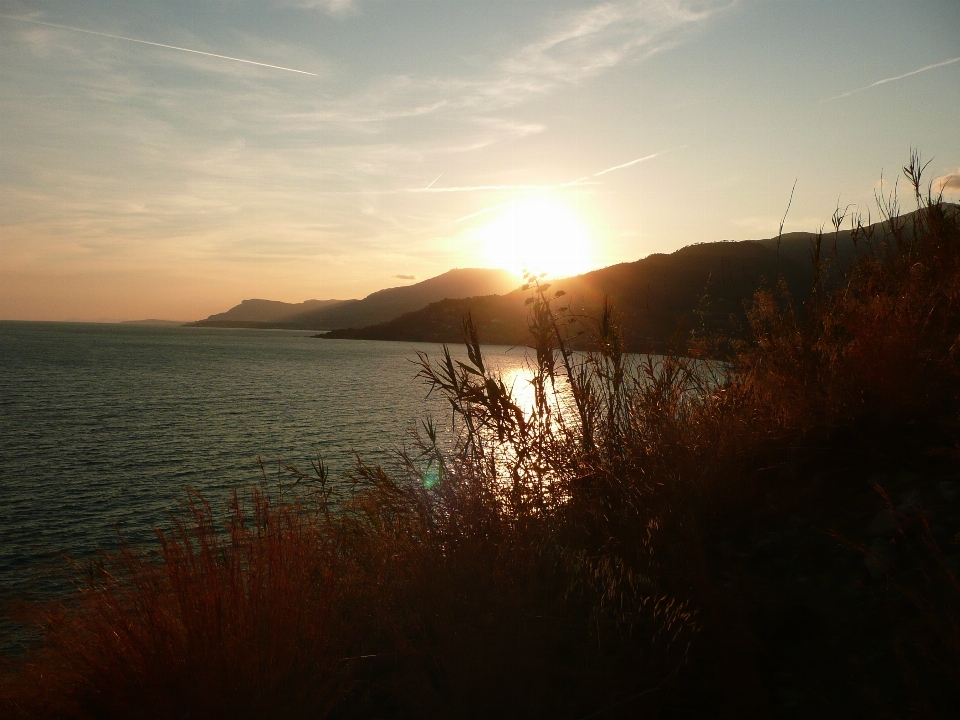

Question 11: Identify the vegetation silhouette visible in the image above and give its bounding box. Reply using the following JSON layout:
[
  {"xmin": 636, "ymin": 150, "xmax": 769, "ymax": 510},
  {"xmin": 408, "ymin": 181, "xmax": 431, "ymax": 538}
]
[{"xmin": 3, "ymin": 151, "xmax": 960, "ymax": 718}]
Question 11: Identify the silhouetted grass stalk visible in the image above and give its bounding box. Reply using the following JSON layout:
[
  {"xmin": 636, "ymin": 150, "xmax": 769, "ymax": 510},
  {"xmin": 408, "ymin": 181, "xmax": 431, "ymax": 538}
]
[{"xmin": 3, "ymin": 152, "xmax": 960, "ymax": 718}]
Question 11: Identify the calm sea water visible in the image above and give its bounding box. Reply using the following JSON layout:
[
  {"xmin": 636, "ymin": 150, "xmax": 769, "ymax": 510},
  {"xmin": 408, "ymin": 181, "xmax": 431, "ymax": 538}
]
[{"xmin": 0, "ymin": 322, "xmax": 530, "ymax": 602}]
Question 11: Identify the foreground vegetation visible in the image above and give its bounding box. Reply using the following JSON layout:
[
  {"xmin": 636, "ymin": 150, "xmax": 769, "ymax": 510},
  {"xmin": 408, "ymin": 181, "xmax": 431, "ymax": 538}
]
[{"xmin": 3, "ymin": 153, "xmax": 960, "ymax": 718}]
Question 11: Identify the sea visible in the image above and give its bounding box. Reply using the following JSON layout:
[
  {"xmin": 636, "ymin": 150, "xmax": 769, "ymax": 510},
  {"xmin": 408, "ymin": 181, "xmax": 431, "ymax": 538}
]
[{"xmin": 0, "ymin": 322, "xmax": 531, "ymax": 620}]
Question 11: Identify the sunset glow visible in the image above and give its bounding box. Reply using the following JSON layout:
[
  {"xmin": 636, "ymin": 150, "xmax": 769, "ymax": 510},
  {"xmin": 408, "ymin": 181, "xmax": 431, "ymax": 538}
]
[
  {"xmin": 477, "ymin": 198, "xmax": 593, "ymax": 279},
  {"xmin": 0, "ymin": 1, "xmax": 957, "ymax": 320}
]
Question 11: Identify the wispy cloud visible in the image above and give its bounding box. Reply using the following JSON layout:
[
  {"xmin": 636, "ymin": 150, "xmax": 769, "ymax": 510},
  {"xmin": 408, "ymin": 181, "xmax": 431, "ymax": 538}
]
[
  {"xmin": 0, "ymin": 15, "xmax": 319, "ymax": 76},
  {"xmin": 299, "ymin": 1, "xmax": 729, "ymax": 130},
  {"xmin": 500, "ymin": 1, "xmax": 727, "ymax": 93},
  {"xmin": 292, "ymin": 0, "xmax": 358, "ymax": 17},
  {"xmin": 823, "ymin": 56, "xmax": 960, "ymax": 102}
]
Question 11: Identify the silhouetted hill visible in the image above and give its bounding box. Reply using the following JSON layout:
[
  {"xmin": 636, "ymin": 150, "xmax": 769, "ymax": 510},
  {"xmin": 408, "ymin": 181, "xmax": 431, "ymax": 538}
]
[
  {"xmin": 322, "ymin": 210, "xmax": 947, "ymax": 351},
  {"xmin": 322, "ymin": 241, "xmax": 805, "ymax": 350},
  {"xmin": 192, "ymin": 269, "xmax": 520, "ymax": 330},
  {"xmin": 120, "ymin": 319, "xmax": 193, "ymax": 326},
  {"xmin": 286, "ymin": 268, "xmax": 520, "ymax": 330},
  {"xmin": 192, "ymin": 299, "xmax": 343, "ymax": 328}
]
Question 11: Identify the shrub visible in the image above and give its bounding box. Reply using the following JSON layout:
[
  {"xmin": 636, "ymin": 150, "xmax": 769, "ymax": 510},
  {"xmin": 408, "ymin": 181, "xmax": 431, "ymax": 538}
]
[{"xmin": 3, "ymin": 151, "xmax": 960, "ymax": 718}]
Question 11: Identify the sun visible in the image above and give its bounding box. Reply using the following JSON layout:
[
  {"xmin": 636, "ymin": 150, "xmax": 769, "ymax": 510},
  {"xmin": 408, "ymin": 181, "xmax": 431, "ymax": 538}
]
[{"xmin": 477, "ymin": 197, "xmax": 592, "ymax": 279}]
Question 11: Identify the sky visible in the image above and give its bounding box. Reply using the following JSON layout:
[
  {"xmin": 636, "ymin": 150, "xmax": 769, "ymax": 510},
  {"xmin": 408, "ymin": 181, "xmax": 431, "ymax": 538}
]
[{"xmin": 1, "ymin": 0, "xmax": 958, "ymax": 321}]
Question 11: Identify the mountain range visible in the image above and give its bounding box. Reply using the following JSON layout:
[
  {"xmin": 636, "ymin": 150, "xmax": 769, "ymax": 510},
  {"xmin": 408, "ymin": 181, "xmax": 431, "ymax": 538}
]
[
  {"xmin": 194, "ymin": 207, "xmax": 951, "ymax": 352},
  {"xmin": 321, "ymin": 209, "xmax": 945, "ymax": 351},
  {"xmin": 197, "ymin": 299, "xmax": 345, "ymax": 326},
  {"xmin": 189, "ymin": 268, "xmax": 520, "ymax": 330},
  {"xmin": 322, "ymin": 238, "xmax": 812, "ymax": 351}
]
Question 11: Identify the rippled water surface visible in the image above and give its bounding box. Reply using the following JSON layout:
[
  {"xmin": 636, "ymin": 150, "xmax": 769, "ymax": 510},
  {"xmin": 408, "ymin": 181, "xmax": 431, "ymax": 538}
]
[{"xmin": 0, "ymin": 322, "xmax": 529, "ymax": 600}]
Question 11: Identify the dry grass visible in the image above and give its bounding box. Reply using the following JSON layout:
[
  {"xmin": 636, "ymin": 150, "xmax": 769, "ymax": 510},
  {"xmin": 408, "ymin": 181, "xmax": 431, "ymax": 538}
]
[
  {"xmin": 3, "ymin": 151, "xmax": 960, "ymax": 718},
  {"xmin": 734, "ymin": 152, "xmax": 960, "ymax": 434},
  {"xmin": 2, "ymin": 487, "xmax": 363, "ymax": 719}
]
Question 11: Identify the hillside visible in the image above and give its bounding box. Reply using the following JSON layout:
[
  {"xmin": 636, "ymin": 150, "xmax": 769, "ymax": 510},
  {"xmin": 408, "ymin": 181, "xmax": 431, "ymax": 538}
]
[
  {"xmin": 320, "ymin": 237, "xmax": 813, "ymax": 350},
  {"xmin": 194, "ymin": 298, "xmax": 345, "ymax": 327},
  {"xmin": 321, "ymin": 212, "xmax": 933, "ymax": 350},
  {"xmin": 119, "ymin": 319, "xmax": 193, "ymax": 326},
  {"xmin": 190, "ymin": 268, "xmax": 520, "ymax": 330}
]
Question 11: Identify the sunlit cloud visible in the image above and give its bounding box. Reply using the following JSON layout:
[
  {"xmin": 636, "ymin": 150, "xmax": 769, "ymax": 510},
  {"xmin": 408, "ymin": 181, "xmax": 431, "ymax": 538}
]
[{"xmin": 933, "ymin": 170, "xmax": 960, "ymax": 197}]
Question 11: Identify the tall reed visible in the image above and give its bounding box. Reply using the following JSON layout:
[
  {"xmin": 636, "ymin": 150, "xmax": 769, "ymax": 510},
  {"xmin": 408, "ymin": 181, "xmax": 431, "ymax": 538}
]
[{"xmin": 3, "ymin": 151, "xmax": 960, "ymax": 718}]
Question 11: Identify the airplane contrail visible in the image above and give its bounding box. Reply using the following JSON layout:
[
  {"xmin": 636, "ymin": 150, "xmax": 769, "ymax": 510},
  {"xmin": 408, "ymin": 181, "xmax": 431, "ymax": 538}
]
[
  {"xmin": 417, "ymin": 151, "xmax": 675, "ymax": 196},
  {"xmin": 455, "ymin": 198, "xmax": 524, "ymax": 223},
  {"xmin": 447, "ymin": 148, "xmax": 680, "ymax": 224},
  {"xmin": 562, "ymin": 150, "xmax": 675, "ymax": 186},
  {"xmin": 2, "ymin": 15, "xmax": 318, "ymax": 76},
  {"xmin": 412, "ymin": 183, "xmax": 564, "ymax": 193},
  {"xmin": 823, "ymin": 56, "xmax": 960, "ymax": 102},
  {"xmin": 590, "ymin": 153, "xmax": 663, "ymax": 177},
  {"xmin": 426, "ymin": 173, "xmax": 444, "ymax": 189}
]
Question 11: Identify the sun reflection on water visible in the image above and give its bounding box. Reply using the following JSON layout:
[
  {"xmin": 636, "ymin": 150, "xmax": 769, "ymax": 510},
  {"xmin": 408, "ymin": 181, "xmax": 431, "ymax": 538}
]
[
  {"xmin": 500, "ymin": 365, "xmax": 538, "ymax": 417},
  {"xmin": 498, "ymin": 363, "xmax": 577, "ymax": 425}
]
